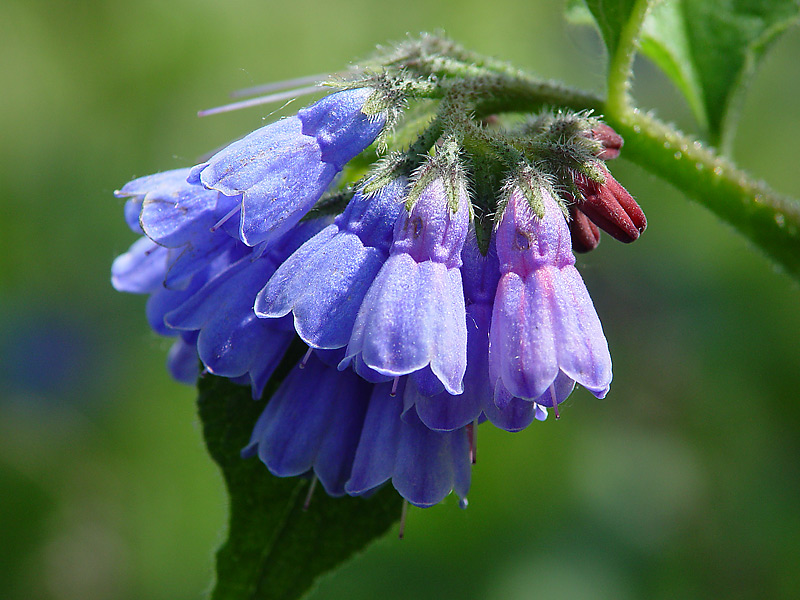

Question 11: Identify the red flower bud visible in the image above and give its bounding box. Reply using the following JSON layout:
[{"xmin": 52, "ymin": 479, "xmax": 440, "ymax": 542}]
[
  {"xmin": 568, "ymin": 206, "xmax": 601, "ymax": 253},
  {"xmin": 585, "ymin": 123, "xmax": 623, "ymax": 160},
  {"xmin": 572, "ymin": 165, "xmax": 646, "ymax": 243}
]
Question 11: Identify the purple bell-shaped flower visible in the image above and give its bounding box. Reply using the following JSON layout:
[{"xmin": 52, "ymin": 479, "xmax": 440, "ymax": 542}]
[
  {"xmin": 254, "ymin": 176, "xmax": 408, "ymax": 349},
  {"xmin": 341, "ymin": 163, "xmax": 471, "ymax": 396},
  {"xmin": 488, "ymin": 181, "xmax": 612, "ymax": 410}
]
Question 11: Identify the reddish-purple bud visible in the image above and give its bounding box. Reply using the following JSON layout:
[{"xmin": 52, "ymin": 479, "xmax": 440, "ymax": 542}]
[
  {"xmin": 585, "ymin": 123, "xmax": 624, "ymax": 161},
  {"xmin": 572, "ymin": 165, "xmax": 646, "ymax": 243},
  {"xmin": 568, "ymin": 206, "xmax": 601, "ymax": 253}
]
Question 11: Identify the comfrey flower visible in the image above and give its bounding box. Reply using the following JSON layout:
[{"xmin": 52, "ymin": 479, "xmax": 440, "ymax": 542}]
[
  {"xmin": 112, "ymin": 166, "xmax": 328, "ymax": 397},
  {"xmin": 489, "ymin": 176, "xmax": 612, "ymax": 414},
  {"xmin": 255, "ymin": 176, "xmax": 408, "ymax": 349},
  {"xmin": 243, "ymin": 353, "xmax": 471, "ymax": 508},
  {"xmin": 342, "ymin": 153, "xmax": 471, "ymax": 396},
  {"xmin": 112, "ymin": 60, "xmax": 645, "ymax": 515},
  {"xmin": 188, "ymin": 88, "xmax": 386, "ymax": 247}
]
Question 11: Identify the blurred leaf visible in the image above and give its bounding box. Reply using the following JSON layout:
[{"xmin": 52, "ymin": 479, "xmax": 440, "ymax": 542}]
[{"xmin": 198, "ymin": 374, "xmax": 403, "ymax": 600}]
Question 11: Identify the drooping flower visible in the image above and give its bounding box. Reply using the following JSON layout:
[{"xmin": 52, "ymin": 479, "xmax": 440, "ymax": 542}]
[
  {"xmin": 242, "ymin": 353, "xmax": 373, "ymax": 497},
  {"xmin": 341, "ymin": 159, "xmax": 471, "ymax": 396},
  {"xmin": 242, "ymin": 354, "xmax": 471, "ymax": 507},
  {"xmin": 115, "ymin": 168, "xmax": 245, "ymax": 289},
  {"xmin": 346, "ymin": 377, "xmax": 470, "ymax": 508},
  {"xmin": 254, "ymin": 176, "xmax": 408, "ymax": 349},
  {"xmin": 161, "ymin": 217, "xmax": 328, "ymax": 398},
  {"xmin": 406, "ymin": 231, "xmax": 550, "ymax": 433},
  {"xmin": 110, "ymin": 61, "xmax": 641, "ymax": 514},
  {"xmin": 401, "ymin": 231, "xmax": 495, "ymax": 432},
  {"xmin": 189, "ymin": 87, "xmax": 386, "ymax": 247},
  {"xmin": 489, "ymin": 179, "xmax": 612, "ymax": 408},
  {"xmin": 113, "ymin": 167, "xmax": 329, "ymax": 398}
]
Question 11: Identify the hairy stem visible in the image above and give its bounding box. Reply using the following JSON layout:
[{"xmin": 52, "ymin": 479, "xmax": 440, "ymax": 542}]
[
  {"xmin": 608, "ymin": 108, "xmax": 800, "ymax": 278},
  {"xmin": 605, "ymin": 0, "xmax": 652, "ymax": 116},
  {"xmin": 465, "ymin": 75, "xmax": 800, "ymax": 279}
]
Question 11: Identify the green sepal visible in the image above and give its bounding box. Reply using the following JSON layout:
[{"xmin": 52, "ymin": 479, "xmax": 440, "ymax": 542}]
[
  {"xmin": 405, "ymin": 136, "xmax": 466, "ymax": 214},
  {"xmin": 463, "ymin": 150, "xmax": 506, "ymax": 255},
  {"xmin": 513, "ymin": 168, "xmax": 547, "ymax": 220}
]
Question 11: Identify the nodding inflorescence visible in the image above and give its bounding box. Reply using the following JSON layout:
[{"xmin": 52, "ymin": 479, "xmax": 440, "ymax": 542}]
[{"xmin": 112, "ymin": 35, "xmax": 645, "ymax": 511}]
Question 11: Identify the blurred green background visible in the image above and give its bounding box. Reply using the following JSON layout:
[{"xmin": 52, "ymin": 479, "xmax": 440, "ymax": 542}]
[{"xmin": 1, "ymin": 1, "xmax": 799, "ymax": 599}]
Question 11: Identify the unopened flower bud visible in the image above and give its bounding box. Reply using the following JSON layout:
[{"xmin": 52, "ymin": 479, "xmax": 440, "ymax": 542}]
[
  {"xmin": 571, "ymin": 165, "xmax": 646, "ymax": 243},
  {"xmin": 568, "ymin": 206, "xmax": 601, "ymax": 253},
  {"xmin": 584, "ymin": 123, "xmax": 624, "ymax": 160}
]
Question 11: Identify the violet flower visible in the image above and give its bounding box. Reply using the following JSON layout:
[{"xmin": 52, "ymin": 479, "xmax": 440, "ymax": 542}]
[
  {"xmin": 489, "ymin": 182, "xmax": 612, "ymax": 409},
  {"xmin": 341, "ymin": 169, "xmax": 470, "ymax": 396},
  {"xmin": 255, "ymin": 177, "xmax": 407, "ymax": 349}
]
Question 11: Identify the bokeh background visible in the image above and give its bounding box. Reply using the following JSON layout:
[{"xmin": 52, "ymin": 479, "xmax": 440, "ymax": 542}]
[{"xmin": 1, "ymin": 1, "xmax": 799, "ymax": 599}]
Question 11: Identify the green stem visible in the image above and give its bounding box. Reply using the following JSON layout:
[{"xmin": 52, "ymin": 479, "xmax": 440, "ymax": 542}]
[
  {"xmin": 608, "ymin": 108, "xmax": 800, "ymax": 278},
  {"xmin": 461, "ymin": 75, "xmax": 800, "ymax": 280},
  {"xmin": 606, "ymin": 0, "xmax": 652, "ymax": 115}
]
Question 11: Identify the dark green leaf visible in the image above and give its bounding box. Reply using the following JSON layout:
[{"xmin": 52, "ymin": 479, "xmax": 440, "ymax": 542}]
[{"xmin": 198, "ymin": 374, "xmax": 403, "ymax": 600}]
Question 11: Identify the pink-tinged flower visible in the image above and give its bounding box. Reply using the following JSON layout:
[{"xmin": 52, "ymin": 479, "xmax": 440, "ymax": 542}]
[{"xmin": 489, "ymin": 181, "xmax": 612, "ymax": 409}]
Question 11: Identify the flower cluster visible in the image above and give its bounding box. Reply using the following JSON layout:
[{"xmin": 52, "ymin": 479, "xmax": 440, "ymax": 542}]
[{"xmin": 113, "ymin": 71, "xmax": 645, "ymax": 508}]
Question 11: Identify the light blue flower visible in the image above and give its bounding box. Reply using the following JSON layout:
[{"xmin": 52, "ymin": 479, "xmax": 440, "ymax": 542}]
[{"xmin": 189, "ymin": 88, "xmax": 386, "ymax": 247}]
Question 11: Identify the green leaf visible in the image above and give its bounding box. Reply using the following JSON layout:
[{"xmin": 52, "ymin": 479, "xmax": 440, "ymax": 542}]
[
  {"xmin": 639, "ymin": 0, "xmax": 800, "ymax": 148},
  {"xmin": 567, "ymin": 1, "xmax": 800, "ymax": 147},
  {"xmin": 569, "ymin": 0, "xmax": 641, "ymax": 58},
  {"xmin": 638, "ymin": 1, "xmax": 707, "ymax": 130},
  {"xmin": 571, "ymin": 0, "xmax": 800, "ymax": 147},
  {"xmin": 674, "ymin": 0, "xmax": 800, "ymax": 148},
  {"xmin": 198, "ymin": 373, "xmax": 403, "ymax": 600},
  {"xmin": 565, "ymin": 0, "xmax": 654, "ymax": 113}
]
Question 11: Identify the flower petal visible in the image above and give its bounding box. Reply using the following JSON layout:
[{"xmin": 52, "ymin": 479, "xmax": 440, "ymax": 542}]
[
  {"xmin": 257, "ymin": 227, "xmax": 383, "ymax": 348},
  {"xmin": 190, "ymin": 116, "xmax": 337, "ymax": 247},
  {"xmin": 345, "ymin": 380, "xmax": 405, "ymax": 496},
  {"xmin": 489, "ymin": 271, "xmax": 559, "ymax": 400},
  {"xmin": 550, "ymin": 266, "xmax": 612, "ymax": 397},
  {"xmin": 298, "ymin": 88, "xmax": 385, "ymax": 169},
  {"xmin": 111, "ymin": 237, "xmax": 169, "ymax": 294},
  {"xmin": 345, "ymin": 254, "xmax": 467, "ymax": 394},
  {"xmin": 254, "ymin": 357, "xmax": 351, "ymax": 478},
  {"xmin": 392, "ymin": 407, "xmax": 470, "ymax": 508}
]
